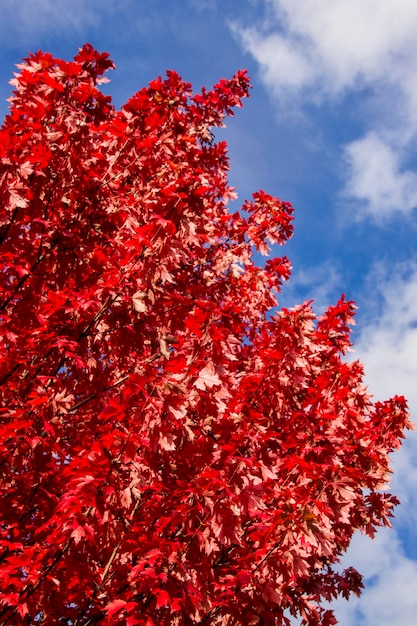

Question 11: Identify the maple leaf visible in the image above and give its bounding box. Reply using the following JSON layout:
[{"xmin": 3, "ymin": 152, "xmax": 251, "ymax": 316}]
[
  {"xmin": 70, "ymin": 525, "xmax": 86, "ymax": 545},
  {"xmin": 194, "ymin": 362, "xmax": 222, "ymax": 390},
  {"xmin": 155, "ymin": 589, "xmax": 171, "ymax": 609},
  {"xmin": 104, "ymin": 599, "xmax": 128, "ymax": 619},
  {"xmin": 132, "ymin": 290, "xmax": 148, "ymax": 313}
]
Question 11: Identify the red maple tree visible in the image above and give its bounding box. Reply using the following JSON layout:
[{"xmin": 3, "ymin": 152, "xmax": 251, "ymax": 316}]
[{"xmin": 0, "ymin": 45, "xmax": 411, "ymax": 625}]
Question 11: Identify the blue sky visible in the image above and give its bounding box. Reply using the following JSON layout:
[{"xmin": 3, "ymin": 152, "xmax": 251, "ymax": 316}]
[{"xmin": 2, "ymin": 1, "xmax": 417, "ymax": 623}]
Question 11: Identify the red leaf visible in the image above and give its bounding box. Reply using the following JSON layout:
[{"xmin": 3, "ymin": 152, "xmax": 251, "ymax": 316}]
[
  {"xmin": 70, "ymin": 526, "xmax": 85, "ymax": 545},
  {"xmin": 104, "ymin": 599, "xmax": 128, "ymax": 619},
  {"xmin": 155, "ymin": 589, "xmax": 170, "ymax": 609}
]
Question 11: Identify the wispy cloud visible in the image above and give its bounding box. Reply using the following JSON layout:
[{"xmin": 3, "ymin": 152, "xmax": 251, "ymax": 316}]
[
  {"xmin": 0, "ymin": 0, "xmax": 133, "ymax": 42},
  {"xmin": 231, "ymin": 0, "xmax": 417, "ymax": 221},
  {"xmin": 355, "ymin": 262, "xmax": 417, "ymax": 409},
  {"xmin": 280, "ymin": 260, "xmax": 342, "ymax": 314},
  {"xmin": 1, "ymin": 0, "xmax": 93, "ymax": 38},
  {"xmin": 342, "ymin": 133, "xmax": 417, "ymax": 220},
  {"xmin": 334, "ymin": 529, "xmax": 417, "ymax": 626},
  {"xmin": 232, "ymin": 28, "xmax": 312, "ymax": 97},
  {"xmin": 232, "ymin": 0, "xmax": 417, "ymax": 100}
]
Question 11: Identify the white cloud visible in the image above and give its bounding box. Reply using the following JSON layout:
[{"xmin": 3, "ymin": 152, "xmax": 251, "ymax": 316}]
[
  {"xmin": 342, "ymin": 133, "xmax": 417, "ymax": 220},
  {"xmin": 333, "ymin": 530, "xmax": 417, "ymax": 626},
  {"xmin": 234, "ymin": 29, "xmax": 313, "ymax": 96},
  {"xmin": 232, "ymin": 0, "xmax": 417, "ymax": 220},
  {"xmin": 234, "ymin": 0, "xmax": 417, "ymax": 99},
  {"xmin": 355, "ymin": 263, "xmax": 417, "ymax": 410}
]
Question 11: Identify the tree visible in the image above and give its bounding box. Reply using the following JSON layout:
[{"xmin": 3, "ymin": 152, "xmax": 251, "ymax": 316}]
[{"xmin": 0, "ymin": 44, "xmax": 411, "ymax": 626}]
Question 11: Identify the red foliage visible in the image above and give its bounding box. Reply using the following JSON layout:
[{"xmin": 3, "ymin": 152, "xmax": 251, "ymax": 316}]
[{"xmin": 0, "ymin": 45, "xmax": 411, "ymax": 625}]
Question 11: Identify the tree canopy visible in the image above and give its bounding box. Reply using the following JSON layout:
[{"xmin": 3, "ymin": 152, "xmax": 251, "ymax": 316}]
[{"xmin": 0, "ymin": 45, "xmax": 411, "ymax": 625}]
